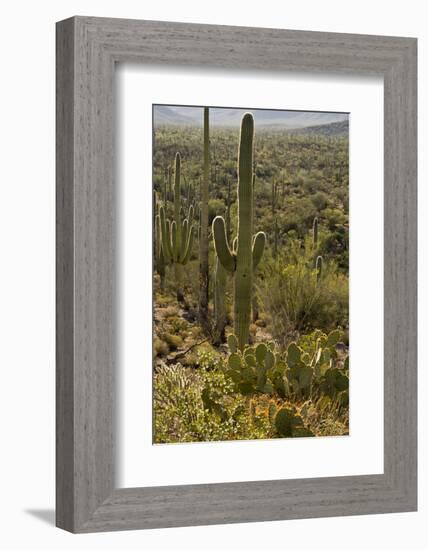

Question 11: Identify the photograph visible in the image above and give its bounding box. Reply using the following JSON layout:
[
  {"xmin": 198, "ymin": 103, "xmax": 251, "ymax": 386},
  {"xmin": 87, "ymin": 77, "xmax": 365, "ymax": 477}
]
[{"xmin": 152, "ymin": 104, "xmax": 350, "ymax": 444}]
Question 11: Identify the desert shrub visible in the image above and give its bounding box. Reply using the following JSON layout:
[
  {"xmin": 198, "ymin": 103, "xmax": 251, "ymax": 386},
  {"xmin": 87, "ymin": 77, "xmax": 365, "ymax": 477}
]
[
  {"xmin": 167, "ymin": 316, "xmax": 188, "ymax": 334},
  {"xmin": 154, "ymin": 338, "xmax": 169, "ymax": 357},
  {"xmin": 181, "ymin": 258, "xmax": 201, "ymax": 306},
  {"xmin": 162, "ymin": 333, "xmax": 183, "ymax": 350},
  {"xmin": 258, "ymin": 241, "xmax": 348, "ymax": 345},
  {"xmin": 323, "ymin": 207, "xmax": 347, "ymax": 230},
  {"xmin": 319, "ymin": 226, "xmax": 348, "ymax": 270},
  {"xmin": 311, "ymin": 191, "xmax": 329, "ymax": 210},
  {"xmin": 163, "ymin": 305, "xmax": 180, "ymax": 318},
  {"xmin": 300, "ymin": 397, "xmax": 349, "ymax": 436},
  {"xmin": 208, "ymin": 198, "xmax": 226, "ymax": 225}
]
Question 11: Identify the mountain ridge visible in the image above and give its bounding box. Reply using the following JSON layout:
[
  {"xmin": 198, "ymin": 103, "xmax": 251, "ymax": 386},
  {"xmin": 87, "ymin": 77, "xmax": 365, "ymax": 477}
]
[{"xmin": 153, "ymin": 105, "xmax": 348, "ymax": 131}]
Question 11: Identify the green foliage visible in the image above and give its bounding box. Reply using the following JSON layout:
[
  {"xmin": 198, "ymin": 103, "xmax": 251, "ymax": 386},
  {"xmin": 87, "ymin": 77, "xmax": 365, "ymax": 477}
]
[
  {"xmin": 153, "ymin": 331, "xmax": 348, "ymax": 442},
  {"xmin": 153, "ymin": 362, "xmax": 270, "ymax": 443},
  {"xmin": 208, "ymin": 198, "xmax": 226, "ymax": 224}
]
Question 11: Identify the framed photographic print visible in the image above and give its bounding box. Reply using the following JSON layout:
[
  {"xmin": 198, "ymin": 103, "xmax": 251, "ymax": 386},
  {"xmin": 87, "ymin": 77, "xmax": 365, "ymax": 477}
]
[{"xmin": 56, "ymin": 16, "xmax": 417, "ymax": 532}]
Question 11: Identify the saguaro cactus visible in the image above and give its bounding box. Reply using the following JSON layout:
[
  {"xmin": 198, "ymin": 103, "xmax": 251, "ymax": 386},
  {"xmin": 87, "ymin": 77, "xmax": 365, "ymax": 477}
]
[
  {"xmin": 159, "ymin": 152, "xmax": 194, "ymax": 301},
  {"xmin": 213, "ymin": 113, "xmax": 266, "ymax": 350},
  {"xmin": 271, "ymin": 180, "xmax": 278, "ymax": 214},
  {"xmin": 252, "ymin": 172, "xmax": 259, "ymax": 322},
  {"xmin": 226, "ymin": 178, "xmax": 232, "ymax": 239},
  {"xmin": 199, "ymin": 107, "xmax": 210, "ymax": 334},
  {"xmin": 167, "ymin": 165, "xmax": 172, "ymax": 202},
  {"xmin": 273, "ymin": 216, "xmax": 279, "ymax": 259},
  {"xmin": 252, "ymin": 173, "xmax": 256, "ymax": 230},
  {"xmin": 312, "ymin": 216, "xmax": 319, "ymax": 249},
  {"xmin": 213, "ymin": 256, "xmax": 227, "ymax": 344},
  {"xmin": 162, "ymin": 167, "xmax": 168, "ymax": 205},
  {"xmin": 312, "ymin": 216, "xmax": 319, "ymax": 269}
]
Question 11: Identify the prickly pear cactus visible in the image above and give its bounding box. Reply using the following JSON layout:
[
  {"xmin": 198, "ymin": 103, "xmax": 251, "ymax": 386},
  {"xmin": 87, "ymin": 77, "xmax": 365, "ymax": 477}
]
[
  {"xmin": 223, "ymin": 335, "xmax": 288, "ymax": 397},
  {"xmin": 223, "ymin": 327, "xmax": 348, "ymax": 404},
  {"xmin": 212, "ymin": 113, "xmax": 267, "ymax": 350},
  {"xmin": 285, "ymin": 342, "xmax": 314, "ymax": 396},
  {"xmin": 273, "ymin": 406, "xmax": 314, "ymax": 438},
  {"xmin": 319, "ymin": 367, "xmax": 349, "ymax": 399}
]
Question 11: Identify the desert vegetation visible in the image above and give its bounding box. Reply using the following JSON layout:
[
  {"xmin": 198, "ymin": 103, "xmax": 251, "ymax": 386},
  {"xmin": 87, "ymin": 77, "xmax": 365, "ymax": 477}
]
[{"xmin": 153, "ymin": 107, "xmax": 349, "ymax": 443}]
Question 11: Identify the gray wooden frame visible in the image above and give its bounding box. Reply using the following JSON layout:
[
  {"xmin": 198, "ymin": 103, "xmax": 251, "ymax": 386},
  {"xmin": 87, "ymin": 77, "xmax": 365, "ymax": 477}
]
[{"xmin": 56, "ymin": 16, "xmax": 417, "ymax": 533}]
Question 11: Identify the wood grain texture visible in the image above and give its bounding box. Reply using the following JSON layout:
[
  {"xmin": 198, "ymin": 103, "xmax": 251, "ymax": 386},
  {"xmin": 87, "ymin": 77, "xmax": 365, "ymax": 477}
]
[
  {"xmin": 56, "ymin": 16, "xmax": 417, "ymax": 533},
  {"xmin": 56, "ymin": 17, "xmax": 75, "ymax": 532}
]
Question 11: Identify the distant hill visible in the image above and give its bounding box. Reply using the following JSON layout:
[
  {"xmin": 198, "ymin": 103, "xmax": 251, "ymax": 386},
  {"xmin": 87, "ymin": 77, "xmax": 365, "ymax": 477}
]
[
  {"xmin": 153, "ymin": 105, "xmax": 348, "ymax": 130},
  {"xmin": 290, "ymin": 119, "xmax": 349, "ymax": 137},
  {"xmin": 153, "ymin": 105, "xmax": 197, "ymax": 125}
]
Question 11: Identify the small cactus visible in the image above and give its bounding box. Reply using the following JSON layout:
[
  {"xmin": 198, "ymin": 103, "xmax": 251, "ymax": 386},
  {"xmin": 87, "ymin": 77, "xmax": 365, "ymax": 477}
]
[
  {"xmin": 316, "ymin": 255, "xmax": 323, "ymax": 281},
  {"xmin": 271, "ymin": 180, "xmax": 278, "ymax": 214}
]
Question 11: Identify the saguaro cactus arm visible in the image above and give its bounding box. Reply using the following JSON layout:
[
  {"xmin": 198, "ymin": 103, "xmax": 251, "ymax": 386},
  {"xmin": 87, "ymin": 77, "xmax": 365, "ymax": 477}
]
[
  {"xmin": 155, "ymin": 214, "xmax": 162, "ymax": 261},
  {"xmin": 159, "ymin": 206, "xmax": 172, "ymax": 262},
  {"xmin": 252, "ymin": 231, "xmax": 266, "ymax": 270},
  {"xmin": 171, "ymin": 221, "xmax": 178, "ymax": 262},
  {"xmin": 179, "ymin": 218, "xmax": 189, "ymax": 261},
  {"xmin": 155, "ymin": 214, "xmax": 166, "ymax": 282},
  {"xmin": 232, "ymin": 237, "xmax": 238, "ymax": 254},
  {"xmin": 181, "ymin": 226, "xmax": 194, "ymax": 264},
  {"xmin": 212, "ymin": 216, "xmax": 236, "ymax": 273}
]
